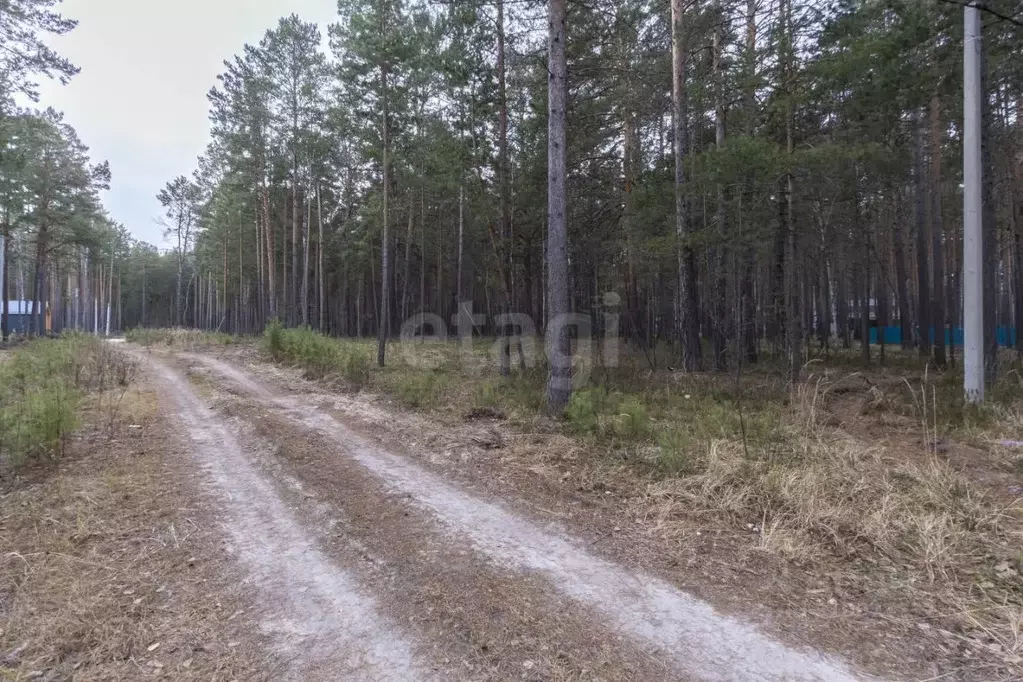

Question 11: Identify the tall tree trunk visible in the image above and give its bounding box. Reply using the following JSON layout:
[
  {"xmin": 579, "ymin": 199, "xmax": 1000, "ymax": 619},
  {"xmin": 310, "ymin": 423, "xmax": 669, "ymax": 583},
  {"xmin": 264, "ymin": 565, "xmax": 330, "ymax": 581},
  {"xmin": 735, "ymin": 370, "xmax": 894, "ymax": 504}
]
[
  {"xmin": 892, "ymin": 187, "xmax": 911, "ymax": 349},
  {"xmin": 1014, "ymin": 95, "xmax": 1023, "ymax": 358},
  {"xmin": 545, "ymin": 0, "xmax": 571, "ymax": 412},
  {"xmin": 356, "ymin": 275, "xmax": 363, "ymax": 338},
  {"xmin": 377, "ymin": 64, "xmax": 391, "ymax": 367},
  {"xmin": 671, "ymin": 0, "xmax": 700, "ymax": 370},
  {"xmin": 32, "ymin": 224, "xmax": 47, "ymax": 336},
  {"xmin": 223, "ymin": 233, "xmax": 229, "ymax": 331},
  {"xmin": 292, "ymin": 177, "xmax": 300, "ymax": 326},
  {"xmin": 283, "ymin": 203, "xmax": 289, "ymax": 322},
  {"xmin": 420, "ymin": 191, "xmax": 426, "ymax": 320},
  {"xmin": 618, "ymin": 5, "xmax": 639, "ymax": 347},
  {"xmin": 930, "ymin": 93, "xmax": 947, "ymax": 367},
  {"xmin": 106, "ymin": 259, "xmax": 113, "ymax": 336},
  {"xmin": 175, "ymin": 220, "xmax": 184, "ymax": 327},
  {"xmin": 402, "ymin": 208, "xmax": 413, "ymax": 322},
  {"xmin": 238, "ymin": 225, "xmax": 244, "ymax": 333},
  {"xmin": 781, "ymin": 0, "xmax": 800, "ymax": 382},
  {"xmin": 302, "ymin": 186, "xmax": 311, "ymax": 327},
  {"xmin": 141, "ymin": 259, "xmax": 146, "ymax": 328},
  {"xmin": 437, "ymin": 206, "xmax": 445, "ymax": 322},
  {"xmin": 0, "ymin": 221, "xmax": 7, "ymax": 342},
  {"xmin": 457, "ymin": 185, "xmax": 464, "ymax": 314},
  {"xmin": 255, "ymin": 215, "xmax": 263, "ymax": 325},
  {"xmin": 914, "ymin": 108, "xmax": 931, "ymax": 358},
  {"xmin": 739, "ymin": 0, "xmax": 758, "ymax": 363},
  {"xmin": 318, "ymin": 183, "xmax": 325, "ymax": 331},
  {"xmin": 262, "ymin": 181, "xmax": 276, "ymax": 321},
  {"xmin": 497, "ymin": 0, "xmax": 513, "ymax": 377},
  {"xmin": 858, "ymin": 262, "xmax": 870, "ymax": 365},
  {"xmin": 712, "ymin": 3, "xmax": 729, "ymax": 371},
  {"xmin": 879, "ymin": 261, "xmax": 890, "ymax": 364}
]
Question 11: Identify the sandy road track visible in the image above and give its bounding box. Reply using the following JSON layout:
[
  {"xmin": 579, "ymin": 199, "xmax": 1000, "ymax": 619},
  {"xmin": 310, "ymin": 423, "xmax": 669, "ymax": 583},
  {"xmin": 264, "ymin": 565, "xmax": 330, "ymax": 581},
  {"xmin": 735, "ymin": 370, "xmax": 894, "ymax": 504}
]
[
  {"xmin": 138, "ymin": 349, "xmax": 875, "ymax": 682},
  {"xmin": 141, "ymin": 352, "xmax": 429, "ymax": 681}
]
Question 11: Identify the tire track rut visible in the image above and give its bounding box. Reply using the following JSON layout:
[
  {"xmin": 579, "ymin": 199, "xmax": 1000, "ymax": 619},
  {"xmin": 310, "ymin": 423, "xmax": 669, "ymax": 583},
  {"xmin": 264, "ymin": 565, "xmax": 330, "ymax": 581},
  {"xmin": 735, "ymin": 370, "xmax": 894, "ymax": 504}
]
[
  {"xmin": 181, "ymin": 351, "xmax": 878, "ymax": 682},
  {"xmin": 140, "ymin": 351, "xmax": 429, "ymax": 681}
]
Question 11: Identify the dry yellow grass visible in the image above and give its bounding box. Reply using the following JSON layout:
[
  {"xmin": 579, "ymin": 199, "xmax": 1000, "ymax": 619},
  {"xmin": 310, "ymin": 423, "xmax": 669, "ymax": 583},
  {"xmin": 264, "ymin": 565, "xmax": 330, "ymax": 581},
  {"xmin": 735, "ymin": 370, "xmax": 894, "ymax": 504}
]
[
  {"xmin": 633, "ymin": 374, "xmax": 1023, "ymax": 671},
  {"xmin": 209, "ymin": 336, "xmax": 1023, "ymax": 676},
  {"xmin": 0, "ymin": 382, "xmax": 276, "ymax": 680}
]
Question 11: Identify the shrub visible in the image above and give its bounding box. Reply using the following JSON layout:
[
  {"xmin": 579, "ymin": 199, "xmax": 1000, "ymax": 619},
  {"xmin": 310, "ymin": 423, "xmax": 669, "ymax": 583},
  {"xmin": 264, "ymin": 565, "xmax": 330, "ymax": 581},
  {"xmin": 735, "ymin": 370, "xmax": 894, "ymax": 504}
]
[
  {"xmin": 261, "ymin": 325, "xmax": 374, "ymax": 391},
  {"xmin": 566, "ymin": 388, "xmax": 604, "ymax": 434},
  {"xmin": 342, "ymin": 348, "xmax": 371, "ymax": 389},
  {"xmin": 392, "ymin": 372, "xmax": 449, "ymax": 408},
  {"xmin": 612, "ymin": 396, "xmax": 649, "ymax": 440},
  {"xmin": 475, "ymin": 380, "xmax": 500, "ymax": 408},
  {"xmin": 0, "ymin": 335, "xmax": 136, "ymax": 470},
  {"xmin": 263, "ymin": 319, "xmax": 286, "ymax": 358},
  {"xmin": 127, "ymin": 328, "xmax": 237, "ymax": 347},
  {"xmin": 565, "ymin": 389, "xmax": 652, "ymax": 442},
  {"xmin": 656, "ymin": 428, "xmax": 704, "ymax": 476},
  {"xmin": 504, "ymin": 371, "xmax": 547, "ymax": 413}
]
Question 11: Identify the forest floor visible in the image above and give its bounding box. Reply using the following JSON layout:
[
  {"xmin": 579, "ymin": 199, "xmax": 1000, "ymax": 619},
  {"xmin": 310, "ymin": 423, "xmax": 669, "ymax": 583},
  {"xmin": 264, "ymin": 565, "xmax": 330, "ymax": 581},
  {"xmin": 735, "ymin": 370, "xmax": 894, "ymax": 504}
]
[
  {"xmin": 0, "ymin": 348, "xmax": 279, "ymax": 681},
  {"xmin": 3, "ymin": 336, "xmax": 1022, "ymax": 680}
]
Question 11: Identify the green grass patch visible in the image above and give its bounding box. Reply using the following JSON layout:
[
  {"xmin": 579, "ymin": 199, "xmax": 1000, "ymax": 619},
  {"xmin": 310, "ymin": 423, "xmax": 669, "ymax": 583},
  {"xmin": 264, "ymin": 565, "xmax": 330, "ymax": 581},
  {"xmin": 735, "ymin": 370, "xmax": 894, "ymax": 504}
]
[
  {"xmin": 126, "ymin": 327, "xmax": 236, "ymax": 347},
  {"xmin": 384, "ymin": 371, "xmax": 451, "ymax": 408},
  {"xmin": 262, "ymin": 322, "xmax": 372, "ymax": 389},
  {"xmin": 0, "ymin": 334, "xmax": 135, "ymax": 469}
]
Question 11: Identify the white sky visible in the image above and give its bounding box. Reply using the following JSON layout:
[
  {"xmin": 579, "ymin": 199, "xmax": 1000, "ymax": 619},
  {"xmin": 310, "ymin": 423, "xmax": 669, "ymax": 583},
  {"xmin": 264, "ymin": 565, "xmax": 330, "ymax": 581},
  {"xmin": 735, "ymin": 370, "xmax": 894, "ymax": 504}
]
[{"xmin": 35, "ymin": 0, "xmax": 338, "ymax": 247}]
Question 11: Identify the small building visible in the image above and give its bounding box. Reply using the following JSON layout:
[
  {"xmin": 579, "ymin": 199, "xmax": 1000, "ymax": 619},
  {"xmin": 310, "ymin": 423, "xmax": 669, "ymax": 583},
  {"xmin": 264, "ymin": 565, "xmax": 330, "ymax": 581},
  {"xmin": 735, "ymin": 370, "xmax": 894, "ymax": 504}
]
[{"xmin": 2, "ymin": 301, "xmax": 51, "ymax": 335}]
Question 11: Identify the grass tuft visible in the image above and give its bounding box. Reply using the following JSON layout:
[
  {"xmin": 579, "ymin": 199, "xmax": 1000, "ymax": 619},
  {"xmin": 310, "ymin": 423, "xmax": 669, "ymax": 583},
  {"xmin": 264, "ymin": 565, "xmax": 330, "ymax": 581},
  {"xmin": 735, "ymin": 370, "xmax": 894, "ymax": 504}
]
[
  {"xmin": 261, "ymin": 324, "xmax": 372, "ymax": 389},
  {"xmin": 0, "ymin": 334, "xmax": 137, "ymax": 470},
  {"xmin": 126, "ymin": 327, "xmax": 236, "ymax": 347}
]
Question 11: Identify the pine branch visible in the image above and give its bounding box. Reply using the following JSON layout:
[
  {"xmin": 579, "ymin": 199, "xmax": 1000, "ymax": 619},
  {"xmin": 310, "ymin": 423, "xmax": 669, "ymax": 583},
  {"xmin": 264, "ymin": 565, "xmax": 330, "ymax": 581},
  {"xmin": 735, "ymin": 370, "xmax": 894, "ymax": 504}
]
[{"xmin": 937, "ymin": 0, "xmax": 1023, "ymax": 27}]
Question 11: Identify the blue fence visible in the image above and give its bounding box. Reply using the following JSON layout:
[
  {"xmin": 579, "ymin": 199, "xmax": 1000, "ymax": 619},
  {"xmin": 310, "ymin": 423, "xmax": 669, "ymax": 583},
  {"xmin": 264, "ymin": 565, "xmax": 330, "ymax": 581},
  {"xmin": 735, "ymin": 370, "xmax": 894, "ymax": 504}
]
[{"xmin": 868, "ymin": 326, "xmax": 1017, "ymax": 347}]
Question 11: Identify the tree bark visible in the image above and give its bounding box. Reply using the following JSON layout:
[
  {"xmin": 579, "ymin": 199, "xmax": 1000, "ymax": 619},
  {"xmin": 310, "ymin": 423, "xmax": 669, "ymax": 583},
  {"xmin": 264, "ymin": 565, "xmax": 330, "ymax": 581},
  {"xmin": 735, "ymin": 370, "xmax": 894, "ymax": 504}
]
[
  {"xmin": 545, "ymin": 0, "xmax": 571, "ymax": 412},
  {"xmin": 671, "ymin": 0, "xmax": 700, "ymax": 371},
  {"xmin": 497, "ymin": 0, "xmax": 513, "ymax": 377},
  {"xmin": 318, "ymin": 182, "xmax": 325, "ymax": 331},
  {"xmin": 1014, "ymin": 95, "xmax": 1023, "ymax": 358},
  {"xmin": 858, "ymin": 262, "xmax": 870, "ymax": 365},
  {"xmin": 283, "ymin": 197, "xmax": 289, "ymax": 322},
  {"xmin": 420, "ymin": 191, "xmax": 426, "ymax": 320},
  {"xmin": 255, "ymin": 214, "xmax": 263, "ymax": 325},
  {"xmin": 712, "ymin": 3, "xmax": 729, "ymax": 371},
  {"xmin": 292, "ymin": 176, "xmax": 300, "ymax": 325},
  {"xmin": 456, "ymin": 184, "xmax": 464, "ymax": 314},
  {"xmin": 914, "ymin": 108, "xmax": 931, "ymax": 357},
  {"xmin": 930, "ymin": 93, "xmax": 947, "ymax": 367},
  {"xmin": 0, "ymin": 222, "xmax": 7, "ymax": 342},
  {"xmin": 402, "ymin": 207, "xmax": 413, "ymax": 322},
  {"xmin": 892, "ymin": 187, "xmax": 911, "ymax": 349},
  {"xmin": 739, "ymin": 0, "xmax": 758, "ymax": 363},
  {"xmin": 377, "ymin": 64, "xmax": 391, "ymax": 367},
  {"xmin": 617, "ymin": 4, "xmax": 640, "ymax": 347},
  {"xmin": 782, "ymin": 0, "xmax": 800, "ymax": 382},
  {"xmin": 262, "ymin": 180, "xmax": 277, "ymax": 321},
  {"xmin": 302, "ymin": 186, "xmax": 311, "ymax": 327},
  {"xmin": 31, "ymin": 220, "xmax": 48, "ymax": 337}
]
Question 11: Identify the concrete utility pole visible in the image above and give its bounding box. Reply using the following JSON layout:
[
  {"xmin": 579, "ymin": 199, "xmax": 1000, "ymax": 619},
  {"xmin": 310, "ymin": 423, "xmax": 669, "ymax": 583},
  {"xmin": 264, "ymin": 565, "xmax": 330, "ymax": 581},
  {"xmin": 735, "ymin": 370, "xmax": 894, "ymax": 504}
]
[{"xmin": 963, "ymin": 4, "xmax": 984, "ymax": 403}]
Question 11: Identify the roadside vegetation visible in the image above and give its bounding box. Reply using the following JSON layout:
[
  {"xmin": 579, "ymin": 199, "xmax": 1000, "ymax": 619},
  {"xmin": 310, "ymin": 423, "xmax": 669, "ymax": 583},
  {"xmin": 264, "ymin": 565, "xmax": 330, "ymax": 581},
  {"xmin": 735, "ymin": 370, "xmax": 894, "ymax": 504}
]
[
  {"xmin": 125, "ymin": 327, "xmax": 237, "ymax": 348},
  {"xmin": 0, "ymin": 334, "xmax": 138, "ymax": 471},
  {"xmin": 247, "ymin": 324, "xmax": 1023, "ymax": 669},
  {"xmin": 0, "ymin": 339, "xmax": 271, "ymax": 678}
]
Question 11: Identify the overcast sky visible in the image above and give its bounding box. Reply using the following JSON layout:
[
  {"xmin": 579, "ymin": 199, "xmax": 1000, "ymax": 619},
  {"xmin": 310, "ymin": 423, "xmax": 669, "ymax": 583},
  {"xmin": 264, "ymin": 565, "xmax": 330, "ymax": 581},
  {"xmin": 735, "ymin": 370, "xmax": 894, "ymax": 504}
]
[{"xmin": 34, "ymin": 0, "xmax": 338, "ymax": 247}]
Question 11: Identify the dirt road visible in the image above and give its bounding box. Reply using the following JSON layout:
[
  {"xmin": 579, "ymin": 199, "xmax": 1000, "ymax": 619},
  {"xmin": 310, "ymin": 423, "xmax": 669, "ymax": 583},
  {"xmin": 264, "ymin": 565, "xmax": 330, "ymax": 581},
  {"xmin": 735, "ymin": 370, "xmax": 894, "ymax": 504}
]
[{"xmin": 130, "ymin": 346, "xmax": 876, "ymax": 681}]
